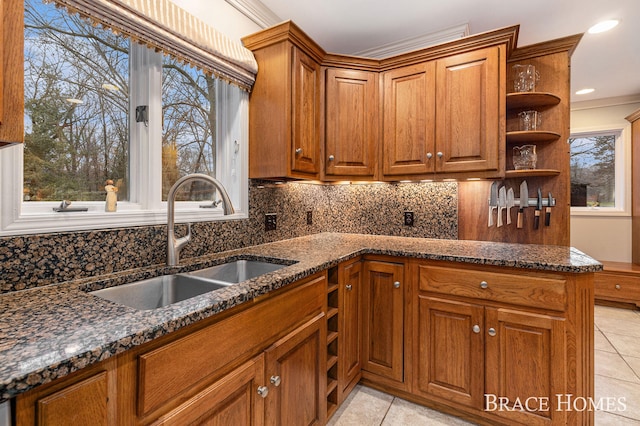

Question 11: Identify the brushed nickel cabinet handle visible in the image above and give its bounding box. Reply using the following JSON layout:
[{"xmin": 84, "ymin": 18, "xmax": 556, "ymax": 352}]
[
  {"xmin": 472, "ymin": 325, "xmax": 481, "ymax": 334},
  {"xmin": 488, "ymin": 327, "xmax": 496, "ymax": 337},
  {"xmin": 270, "ymin": 375, "xmax": 281, "ymax": 387},
  {"xmin": 394, "ymin": 281, "xmax": 400, "ymax": 288},
  {"xmin": 257, "ymin": 385, "xmax": 269, "ymax": 398}
]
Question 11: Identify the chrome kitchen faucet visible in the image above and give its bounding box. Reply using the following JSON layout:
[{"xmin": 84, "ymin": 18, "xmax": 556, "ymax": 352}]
[{"xmin": 167, "ymin": 174, "xmax": 235, "ymax": 266}]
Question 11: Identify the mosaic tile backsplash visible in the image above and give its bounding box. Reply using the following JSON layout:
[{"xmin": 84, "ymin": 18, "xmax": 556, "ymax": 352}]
[{"xmin": 0, "ymin": 180, "xmax": 457, "ymax": 293}]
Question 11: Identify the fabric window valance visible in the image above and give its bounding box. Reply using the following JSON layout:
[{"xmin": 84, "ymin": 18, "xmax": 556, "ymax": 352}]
[{"xmin": 47, "ymin": 0, "xmax": 258, "ymax": 91}]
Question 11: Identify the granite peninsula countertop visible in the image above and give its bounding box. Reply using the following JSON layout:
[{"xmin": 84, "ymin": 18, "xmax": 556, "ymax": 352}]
[{"xmin": 0, "ymin": 232, "xmax": 601, "ymax": 401}]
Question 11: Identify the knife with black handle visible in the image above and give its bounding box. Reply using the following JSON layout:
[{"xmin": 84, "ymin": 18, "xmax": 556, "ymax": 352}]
[
  {"xmin": 545, "ymin": 192, "xmax": 552, "ymax": 226},
  {"xmin": 534, "ymin": 188, "xmax": 542, "ymax": 230}
]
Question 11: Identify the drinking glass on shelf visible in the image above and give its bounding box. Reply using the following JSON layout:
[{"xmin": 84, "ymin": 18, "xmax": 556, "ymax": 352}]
[
  {"xmin": 518, "ymin": 110, "xmax": 542, "ymax": 131},
  {"xmin": 513, "ymin": 64, "xmax": 540, "ymax": 92}
]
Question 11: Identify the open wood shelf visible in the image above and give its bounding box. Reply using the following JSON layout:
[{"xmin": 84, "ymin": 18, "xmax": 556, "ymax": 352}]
[
  {"xmin": 505, "ymin": 169, "xmax": 561, "ymax": 178},
  {"xmin": 506, "ymin": 130, "xmax": 561, "ymax": 143},
  {"xmin": 506, "ymin": 92, "xmax": 561, "ymax": 110}
]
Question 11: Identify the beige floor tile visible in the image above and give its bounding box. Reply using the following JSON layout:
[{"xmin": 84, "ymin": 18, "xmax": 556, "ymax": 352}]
[
  {"xmin": 595, "ymin": 329, "xmax": 617, "ymax": 353},
  {"xmin": 381, "ymin": 398, "xmax": 477, "ymax": 425},
  {"xmin": 595, "ymin": 305, "xmax": 640, "ymax": 321},
  {"xmin": 595, "ymin": 350, "xmax": 640, "ymax": 383},
  {"xmin": 595, "ymin": 375, "xmax": 640, "ymax": 421},
  {"xmin": 606, "ymin": 333, "xmax": 640, "ymax": 357},
  {"xmin": 595, "ymin": 317, "xmax": 640, "ymax": 338},
  {"xmin": 595, "ymin": 410, "xmax": 640, "ymax": 425},
  {"xmin": 624, "ymin": 356, "xmax": 640, "ymax": 382},
  {"xmin": 328, "ymin": 385, "xmax": 394, "ymax": 426}
]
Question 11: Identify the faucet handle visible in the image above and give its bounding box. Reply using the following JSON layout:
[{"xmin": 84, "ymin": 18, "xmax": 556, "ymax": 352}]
[{"xmin": 175, "ymin": 222, "xmax": 192, "ymax": 251}]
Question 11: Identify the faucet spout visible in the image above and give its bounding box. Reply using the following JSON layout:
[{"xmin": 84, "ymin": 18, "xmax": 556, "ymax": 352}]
[{"xmin": 167, "ymin": 174, "xmax": 235, "ymax": 266}]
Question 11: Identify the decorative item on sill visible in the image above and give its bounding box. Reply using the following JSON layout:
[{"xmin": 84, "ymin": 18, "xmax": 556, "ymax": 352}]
[
  {"xmin": 105, "ymin": 179, "xmax": 118, "ymax": 212},
  {"xmin": 513, "ymin": 145, "xmax": 537, "ymax": 170},
  {"xmin": 518, "ymin": 110, "xmax": 542, "ymax": 131},
  {"xmin": 513, "ymin": 64, "xmax": 540, "ymax": 92}
]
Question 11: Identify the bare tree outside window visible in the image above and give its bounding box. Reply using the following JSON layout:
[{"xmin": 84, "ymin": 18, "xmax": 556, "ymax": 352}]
[
  {"xmin": 24, "ymin": 0, "xmax": 129, "ymax": 202},
  {"xmin": 161, "ymin": 58, "xmax": 218, "ymax": 202},
  {"xmin": 569, "ymin": 133, "xmax": 617, "ymax": 207},
  {"xmin": 24, "ymin": 0, "xmax": 220, "ymax": 204}
]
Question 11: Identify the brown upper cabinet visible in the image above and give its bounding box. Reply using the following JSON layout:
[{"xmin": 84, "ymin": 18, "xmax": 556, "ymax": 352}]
[
  {"xmin": 382, "ymin": 62, "xmax": 436, "ymax": 177},
  {"xmin": 325, "ymin": 68, "xmax": 378, "ymax": 179},
  {"xmin": 382, "ymin": 45, "xmax": 504, "ymax": 180},
  {"xmin": 0, "ymin": 0, "xmax": 25, "ymax": 147},
  {"xmin": 242, "ymin": 21, "xmax": 517, "ymax": 182},
  {"xmin": 243, "ymin": 23, "xmax": 323, "ymax": 179},
  {"xmin": 434, "ymin": 46, "xmax": 504, "ymax": 176}
]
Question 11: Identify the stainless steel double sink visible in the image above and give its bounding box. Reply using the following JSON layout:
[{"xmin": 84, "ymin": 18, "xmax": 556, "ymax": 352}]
[{"xmin": 90, "ymin": 259, "xmax": 291, "ymax": 310}]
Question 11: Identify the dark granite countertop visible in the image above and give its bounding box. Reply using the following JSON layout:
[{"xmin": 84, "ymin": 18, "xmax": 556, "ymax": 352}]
[{"xmin": 0, "ymin": 232, "xmax": 601, "ymax": 401}]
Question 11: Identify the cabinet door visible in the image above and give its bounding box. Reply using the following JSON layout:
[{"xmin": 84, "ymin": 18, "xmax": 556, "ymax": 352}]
[
  {"xmin": 485, "ymin": 308, "xmax": 566, "ymax": 425},
  {"xmin": 154, "ymin": 355, "xmax": 266, "ymax": 426},
  {"xmin": 339, "ymin": 260, "xmax": 362, "ymax": 397},
  {"xmin": 416, "ymin": 296, "xmax": 484, "ymax": 409},
  {"xmin": 435, "ymin": 46, "xmax": 503, "ymax": 173},
  {"xmin": 325, "ymin": 69, "xmax": 378, "ymax": 177},
  {"xmin": 362, "ymin": 260, "xmax": 404, "ymax": 382},
  {"xmin": 0, "ymin": 0, "xmax": 24, "ymax": 146},
  {"xmin": 265, "ymin": 313, "xmax": 326, "ymax": 426},
  {"xmin": 291, "ymin": 47, "xmax": 321, "ymax": 175},
  {"xmin": 382, "ymin": 62, "xmax": 436, "ymax": 176}
]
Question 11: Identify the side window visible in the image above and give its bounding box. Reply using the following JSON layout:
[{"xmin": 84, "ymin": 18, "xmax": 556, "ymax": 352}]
[{"xmin": 569, "ymin": 131, "xmax": 621, "ymax": 209}]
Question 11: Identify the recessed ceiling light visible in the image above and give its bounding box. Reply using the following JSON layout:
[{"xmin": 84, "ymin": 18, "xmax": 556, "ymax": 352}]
[
  {"xmin": 65, "ymin": 98, "xmax": 83, "ymax": 104},
  {"xmin": 575, "ymin": 88, "xmax": 595, "ymax": 95},
  {"xmin": 588, "ymin": 20, "xmax": 619, "ymax": 34}
]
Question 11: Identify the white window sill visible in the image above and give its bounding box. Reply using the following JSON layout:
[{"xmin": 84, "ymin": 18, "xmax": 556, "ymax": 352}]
[
  {"xmin": 570, "ymin": 207, "xmax": 630, "ymax": 217},
  {"xmin": 0, "ymin": 205, "xmax": 247, "ymax": 237}
]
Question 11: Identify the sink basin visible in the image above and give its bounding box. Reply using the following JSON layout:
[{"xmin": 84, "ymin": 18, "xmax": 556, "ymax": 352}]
[
  {"xmin": 90, "ymin": 274, "xmax": 230, "ymax": 310},
  {"xmin": 185, "ymin": 259, "xmax": 288, "ymax": 284}
]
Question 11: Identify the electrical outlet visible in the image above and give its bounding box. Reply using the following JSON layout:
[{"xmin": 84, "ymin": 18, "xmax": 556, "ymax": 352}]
[
  {"xmin": 306, "ymin": 210, "xmax": 313, "ymax": 225},
  {"xmin": 404, "ymin": 211, "xmax": 414, "ymax": 227},
  {"xmin": 265, "ymin": 213, "xmax": 277, "ymax": 231}
]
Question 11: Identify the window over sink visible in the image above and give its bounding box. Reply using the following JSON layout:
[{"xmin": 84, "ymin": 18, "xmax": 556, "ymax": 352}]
[{"xmin": 0, "ymin": 0, "xmax": 248, "ymax": 236}]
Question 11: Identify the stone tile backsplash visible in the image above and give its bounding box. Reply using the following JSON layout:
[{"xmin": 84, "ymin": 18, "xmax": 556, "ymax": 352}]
[{"xmin": 0, "ymin": 180, "xmax": 457, "ymax": 293}]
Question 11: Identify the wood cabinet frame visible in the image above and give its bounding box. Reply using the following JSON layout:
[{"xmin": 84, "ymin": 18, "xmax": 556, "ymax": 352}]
[{"xmin": 0, "ymin": 0, "xmax": 24, "ymax": 147}]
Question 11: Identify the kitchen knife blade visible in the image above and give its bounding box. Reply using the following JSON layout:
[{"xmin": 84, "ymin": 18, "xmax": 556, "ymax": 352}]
[
  {"xmin": 545, "ymin": 192, "xmax": 553, "ymax": 226},
  {"xmin": 488, "ymin": 181, "xmax": 498, "ymax": 227},
  {"xmin": 506, "ymin": 187, "xmax": 514, "ymax": 225},
  {"xmin": 497, "ymin": 186, "xmax": 506, "ymax": 227},
  {"xmin": 534, "ymin": 188, "xmax": 542, "ymax": 230},
  {"xmin": 517, "ymin": 180, "xmax": 528, "ymax": 229}
]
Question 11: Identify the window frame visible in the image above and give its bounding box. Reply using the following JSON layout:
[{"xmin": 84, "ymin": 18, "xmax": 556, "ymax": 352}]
[
  {"xmin": 569, "ymin": 125, "xmax": 630, "ymax": 217},
  {"xmin": 0, "ymin": 44, "xmax": 247, "ymax": 237}
]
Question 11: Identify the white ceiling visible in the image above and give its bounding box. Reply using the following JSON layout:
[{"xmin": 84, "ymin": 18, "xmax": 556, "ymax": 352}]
[{"xmin": 252, "ymin": 0, "xmax": 640, "ymax": 104}]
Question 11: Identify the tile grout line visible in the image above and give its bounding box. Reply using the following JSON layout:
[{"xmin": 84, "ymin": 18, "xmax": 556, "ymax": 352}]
[{"xmin": 378, "ymin": 396, "xmax": 396, "ymax": 425}]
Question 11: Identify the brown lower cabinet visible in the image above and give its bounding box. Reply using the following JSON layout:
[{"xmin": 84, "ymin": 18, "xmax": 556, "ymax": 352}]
[
  {"xmin": 15, "ymin": 258, "xmax": 594, "ymax": 426},
  {"xmin": 410, "ymin": 260, "xmax": 591, "ymax": 425},
  {"xmin": 361, "ymin": 258, "xmax": 407, "ymax": 390},
  {"xmin": 15, "ymin": 273, "xmax": 327, "ymax": 425}
]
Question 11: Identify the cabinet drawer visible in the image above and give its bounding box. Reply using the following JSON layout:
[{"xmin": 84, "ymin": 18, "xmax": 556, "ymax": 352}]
[
  {"xmin": 595, "ymin": 272, "xmax": 640, "ymax": 303},
  {"xmin": 418, "ymin": 264, "xmax": 567, "ymax": 311},
  {"xmin": 138, "ymin": 274, "xmax": 326, "ymax": 416}
]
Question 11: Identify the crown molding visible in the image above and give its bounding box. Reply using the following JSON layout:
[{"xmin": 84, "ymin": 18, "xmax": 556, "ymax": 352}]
[
  {"xmin": 225, "ymin": 0, "xmax": 281, "ymax": 29},
  {"xmin": 352, "ymin": 23, "xmax": 470, "ymax": 58},
  {"xmin": 571, "ymin": 94, "xmax": 640, "ymax": 111}
]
